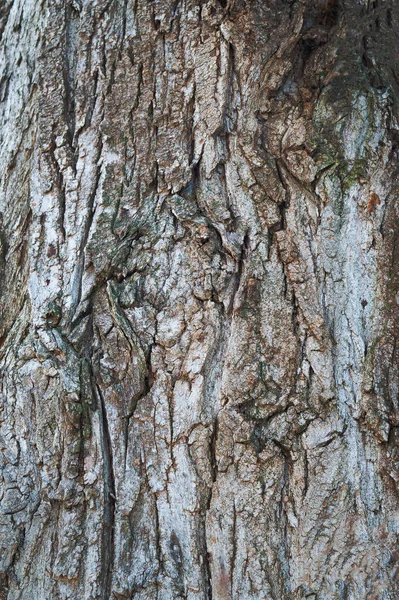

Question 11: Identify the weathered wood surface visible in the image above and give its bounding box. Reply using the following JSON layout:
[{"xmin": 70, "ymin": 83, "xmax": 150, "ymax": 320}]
[{"xmin": 1, "ymin": 0, "xmax": 399, "ymax": 598}]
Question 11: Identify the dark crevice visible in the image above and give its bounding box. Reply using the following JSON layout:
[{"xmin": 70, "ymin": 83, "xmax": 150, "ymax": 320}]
[
  {"xmin": 64, "ymin": 3, "xmax": 80, "ymax": 149},
  {"xmin": 201, "ymin": 526, "xmax": 213, "ymax": 600},
  {"xmin": 267, "ymin": 200, "xmax": 288, "ymax": 259},
  {"xmin": 132, "ymin": 62, "xmax": 143, "ymax": 111},
  {"xmin": 388, "ymin": 128, "xmax": 399, "ymax": 161},
  {"xmin": 231, "ymin": 501, "xmax": 237, "ymax": 596},
  {"xmin": 209, "ymin": 417, "xmax": 219, "ymax": 486},
  {"xmin": 120, "ymin": 0, "xmax": 128, "ymax": 55},
  {"xmin": 169, "ymin": 531, "xmax": 186, "ymax": 598},
  {"xmin": 386, "ymin": 8, "xmax": 392, "ymax": 28},
  {"xmin": 69, "ymin": 130, "xmax": 103, "ymax": 321},
  {"xmin": 84, "ymin": 69, "xmax": 99, "ymax": 129},
  {"xmin": 96, "ymin": 384, "xmax": 116, "ymax": 600},
  {"xmin": 0, "ymin": 1, "xmax": 12, "ymax": 44},
  {"xmin": 153, "ymin": 489, "xmax": 163, "ymax": 595},
  {"xmin": 0, "ymin": 572, "xmax": 9, "ymax": 600},
  {"xmin": 187, "ymin": 77, "xmax": 196, "ymax": 165},
  {"xmin": 122, "ymin": 362, "xmax": 153, "ymax": 471},
  {"xmin": 303, "ymin": 450, "xmax": 309, "ymax": 498},
  {"xmin": 238, "ymin": 400, "xmax": 293, "ymax": 454},
  {"xmin": 291, "ymin": 290, "xmax": 300, "ymax": 336},
  {"xmin": 203, "ymin": 418, "xmax": 219, "ymax": 599},
  {"xmin": 227, "ymin": 233, "xmax": 249, "ymax": 316},
  {"xmin": 47, "ymin": 138, "xmax": 67, "ymax": 242},
  {"xmin": 0, "ymin": 73, "xmax": 10, "ymax": 103}
]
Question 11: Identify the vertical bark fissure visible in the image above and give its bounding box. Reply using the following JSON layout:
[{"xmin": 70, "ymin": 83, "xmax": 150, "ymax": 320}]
[
  {"xmin": 227, "ymin": 233, "xmax": 249, "ymax": 316},
  {"xmin": 96, "ymin": 384, "xmax": 116, "ymax": 600},
  {"xmin": 230, "ymin": 500, "xmax": 237, "ymax": 597},
  {"xmin": 70, "ymin": 131, "xmax": 103, "ymax": 321}
]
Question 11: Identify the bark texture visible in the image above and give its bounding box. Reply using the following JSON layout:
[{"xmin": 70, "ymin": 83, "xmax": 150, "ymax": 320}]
[{"xmin": 1, "ymin": 0, "xmax": 399, "ymax": 598}]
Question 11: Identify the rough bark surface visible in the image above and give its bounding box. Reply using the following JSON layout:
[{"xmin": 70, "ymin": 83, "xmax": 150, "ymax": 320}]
[{"xmin": 1, "ymin": 0, "xmax": 399, "ymax": 598}]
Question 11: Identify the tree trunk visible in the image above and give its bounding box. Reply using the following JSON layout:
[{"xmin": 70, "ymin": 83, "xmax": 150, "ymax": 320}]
[{"xmin": 1, "ymin": 0, "xmax": 399, "ymax": 598}]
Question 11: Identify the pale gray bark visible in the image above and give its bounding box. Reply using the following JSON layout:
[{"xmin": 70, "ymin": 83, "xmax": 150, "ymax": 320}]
[{"xmin": 1, "ymin": 0, "xmax": 399, "ymax": 599}]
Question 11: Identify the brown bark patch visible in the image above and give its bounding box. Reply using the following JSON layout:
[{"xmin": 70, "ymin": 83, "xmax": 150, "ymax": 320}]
[{"xmin": 367, "ymin": 191, "xmax": 381, "ymax": 213}]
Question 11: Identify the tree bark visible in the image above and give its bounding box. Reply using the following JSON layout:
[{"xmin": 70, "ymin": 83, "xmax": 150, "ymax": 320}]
[{"xmin": 1, "ymin": 0, "xmax": 399, "ymax": 598}]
